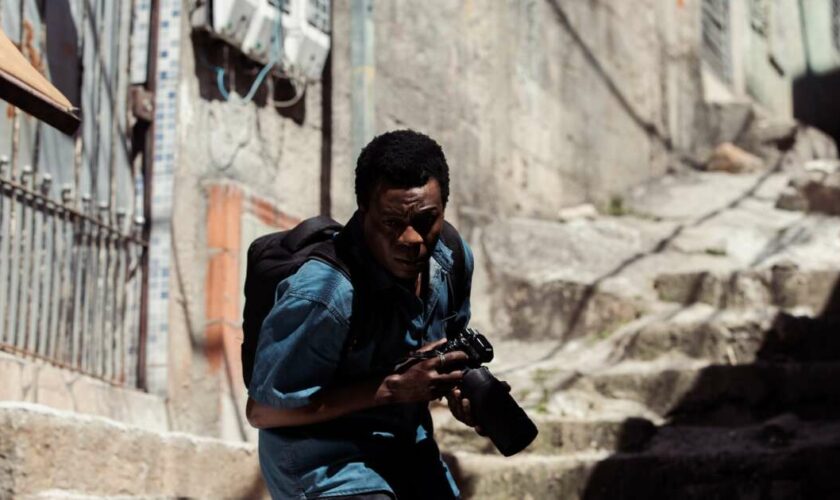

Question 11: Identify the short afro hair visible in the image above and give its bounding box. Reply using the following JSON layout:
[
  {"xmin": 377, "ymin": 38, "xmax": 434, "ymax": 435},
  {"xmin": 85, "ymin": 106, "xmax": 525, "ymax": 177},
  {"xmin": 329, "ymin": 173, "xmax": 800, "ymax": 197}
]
[{"xmin": 355, "ymin": 130, "xmax": 450, "ymax": 208}]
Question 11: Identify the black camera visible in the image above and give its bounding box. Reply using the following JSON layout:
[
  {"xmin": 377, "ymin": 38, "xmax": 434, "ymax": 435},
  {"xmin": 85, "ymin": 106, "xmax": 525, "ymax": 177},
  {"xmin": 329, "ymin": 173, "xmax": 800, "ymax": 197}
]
[
  {"xmin": 395, "ymin": 328, "xmax": 538, "ymax": 457},
  {"xmin": 436, "ymin": 327, "xmax": 495, "ymax": 367}
]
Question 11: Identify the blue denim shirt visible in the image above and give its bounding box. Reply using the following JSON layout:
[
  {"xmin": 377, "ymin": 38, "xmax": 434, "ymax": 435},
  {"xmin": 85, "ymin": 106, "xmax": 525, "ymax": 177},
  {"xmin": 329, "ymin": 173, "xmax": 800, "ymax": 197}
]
[{"xmin": 249, "ymin": 223, "xmax": 473, "ymax": 499}]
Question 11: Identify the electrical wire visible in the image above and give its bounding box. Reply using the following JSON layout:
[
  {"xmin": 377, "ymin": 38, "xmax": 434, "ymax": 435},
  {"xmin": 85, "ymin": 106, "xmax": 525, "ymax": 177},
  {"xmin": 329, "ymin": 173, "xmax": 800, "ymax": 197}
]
[
  {"xmin": 214, "ymin": 2, "xmax": 291, "ymax": 105},
  {"xmin": 272, "ymin": 75, "xmax": 308, "ymax": 109}
]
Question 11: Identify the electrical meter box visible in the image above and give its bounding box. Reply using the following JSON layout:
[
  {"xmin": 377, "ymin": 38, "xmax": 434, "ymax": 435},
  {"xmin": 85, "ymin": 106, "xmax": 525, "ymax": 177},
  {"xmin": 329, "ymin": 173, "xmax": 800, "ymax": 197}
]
[
  {"xmin": 285, "ymin": 0, "xmax": 331, "ymax": 80},
  {"xmin": 201, "ymin": 0, "xmax": 331, "ymax": 81},
  {"xmin": 241, "ymin": 1, "xmax": 291, "ymax": 63},
  {"xmin": 211, "ymin": 0, "xmax": 259, "ymax": 46}
]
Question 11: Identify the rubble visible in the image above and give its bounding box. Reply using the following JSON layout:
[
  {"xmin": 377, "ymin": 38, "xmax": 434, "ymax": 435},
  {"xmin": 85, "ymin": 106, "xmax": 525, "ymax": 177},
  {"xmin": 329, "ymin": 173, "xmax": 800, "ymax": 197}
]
[
  {"xmin": 777, "ymin": 160, "xmax": 840, "ymax": 215},
  {"xmin": 704, "ymin": 142, "xmax": 766, "ymax": 173}
]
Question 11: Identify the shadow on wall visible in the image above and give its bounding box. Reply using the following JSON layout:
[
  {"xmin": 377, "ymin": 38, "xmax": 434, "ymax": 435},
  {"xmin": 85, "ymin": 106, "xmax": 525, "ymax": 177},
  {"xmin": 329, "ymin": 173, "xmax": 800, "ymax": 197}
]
[
  {"xmin": 793, "ymin": 68, "xmax": 840, "ymax": 151},
  {"xmin": 580, "ymin": 277, "xmax": 840, "ymax": 499},
  {"xmin": 190, "ymin": 31, "xmax": 307, "ymax": 124}
]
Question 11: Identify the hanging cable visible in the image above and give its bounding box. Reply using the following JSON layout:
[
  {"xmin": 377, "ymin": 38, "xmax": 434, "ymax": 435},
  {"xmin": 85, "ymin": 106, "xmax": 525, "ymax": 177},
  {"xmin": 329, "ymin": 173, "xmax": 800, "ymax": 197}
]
[
  {"xmin": 273, "ymin": 74, "xmax": 308, "ymax": 109},
  {"xmin": 214, "ymin": 2, "xmax": 287, "ymax": 104}
]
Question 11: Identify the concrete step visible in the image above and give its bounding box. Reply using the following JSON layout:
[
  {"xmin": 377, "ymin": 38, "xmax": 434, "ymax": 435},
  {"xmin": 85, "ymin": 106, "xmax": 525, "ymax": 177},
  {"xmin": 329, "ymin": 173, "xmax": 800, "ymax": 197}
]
[
  {"xmin": 451, "ymin": 418, "xmax": 840, "ymax": 499},
  {"xmin": 19, "ymin": 492, "xmax": 170, "ymax": 499},
  {"xmin": 653, "ymin": 266, "xmax": 839, "ymax": 312},
  {"xmin": 614, "ymin": 306, "xmax": 774, "ymax": 363},
  {"xmin": 434, "ymin": 410, "xmax": 655, "ymax": 455},
  {"xmin": 568, "ymin": 359, "xmax": 840, "ymax": 420},
  {"xmin": 449, "ymin": 451, "xmax": 603, "ymax": 500},
  {"xmin": 615, "ymin": 307, "xmax": 840, "ymax": 364},
  {"xmin": 0, "ymin": 403, "xmax": 265, "ymax": 499}
]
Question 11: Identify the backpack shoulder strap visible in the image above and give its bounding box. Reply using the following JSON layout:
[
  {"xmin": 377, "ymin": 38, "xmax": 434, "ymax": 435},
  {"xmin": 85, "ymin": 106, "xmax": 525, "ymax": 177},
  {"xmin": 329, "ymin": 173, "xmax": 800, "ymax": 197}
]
[
  {"xmin": 284, "ymin": 215, "xmax": 343, "ymax": 252},
  {"xmin": 308, "ymin": 239, "xmax": 351, "ymax": 280}
]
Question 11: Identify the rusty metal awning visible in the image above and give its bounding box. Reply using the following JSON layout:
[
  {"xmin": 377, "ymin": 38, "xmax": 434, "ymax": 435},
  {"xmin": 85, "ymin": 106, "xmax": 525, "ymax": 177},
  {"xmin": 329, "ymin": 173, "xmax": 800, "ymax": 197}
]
[{"xmin": 0, "ymin": 28, "xmax": 80, "ymax": 135}]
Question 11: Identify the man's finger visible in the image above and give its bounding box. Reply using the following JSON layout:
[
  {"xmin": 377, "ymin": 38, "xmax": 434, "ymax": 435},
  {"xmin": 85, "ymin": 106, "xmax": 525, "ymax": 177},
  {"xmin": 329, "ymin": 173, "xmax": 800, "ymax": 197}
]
[
  {"xmin": 442, "ymin": 350, "xmax": 469, "ymax": 367},
  {"xmin": 448, "ymin": 397, "xmax": 463, "ymax": 420},
  {"xmin": 435, "ymin": 370, "xmax": 464, "ymax": 384},
  {"xmin": 416, "ymin": 338, "xmax": 447, "ymax": 354},
  {"xmin": 461, "ymin": 398, "xmax": 474, "ymax": 427}
]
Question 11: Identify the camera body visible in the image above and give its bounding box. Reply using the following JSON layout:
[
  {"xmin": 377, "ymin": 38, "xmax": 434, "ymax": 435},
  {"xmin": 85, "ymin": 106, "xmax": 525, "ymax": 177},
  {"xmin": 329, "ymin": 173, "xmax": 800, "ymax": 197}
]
[
  {"xmin": 436, "ymin": 327, "xmax": 494, "ymax": 368},
  {"xmin": 414, "ymin": 328, "xmax": 538, "ymax": 457}
]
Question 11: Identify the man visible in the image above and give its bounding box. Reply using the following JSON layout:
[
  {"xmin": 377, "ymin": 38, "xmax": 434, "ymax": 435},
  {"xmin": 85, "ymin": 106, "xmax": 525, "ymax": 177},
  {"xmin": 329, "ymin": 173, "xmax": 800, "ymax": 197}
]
[{"xmin": 247, "ymin": 130, "xmax": 478, "ymax": 499}]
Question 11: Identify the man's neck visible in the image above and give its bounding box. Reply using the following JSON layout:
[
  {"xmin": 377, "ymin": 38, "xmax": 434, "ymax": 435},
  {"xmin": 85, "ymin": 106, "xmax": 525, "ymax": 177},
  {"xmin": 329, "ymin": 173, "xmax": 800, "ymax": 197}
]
[{"xmin": 395, "ymin": 265, "xmax": 428, "ymax": 298}]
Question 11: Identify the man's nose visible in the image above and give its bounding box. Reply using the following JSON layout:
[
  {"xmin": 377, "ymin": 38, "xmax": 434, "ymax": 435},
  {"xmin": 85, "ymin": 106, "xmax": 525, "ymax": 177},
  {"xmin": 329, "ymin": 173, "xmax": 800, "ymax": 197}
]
[{"xmin": 398, "ymin": 224, "xmax": 423, "ymax": 245}]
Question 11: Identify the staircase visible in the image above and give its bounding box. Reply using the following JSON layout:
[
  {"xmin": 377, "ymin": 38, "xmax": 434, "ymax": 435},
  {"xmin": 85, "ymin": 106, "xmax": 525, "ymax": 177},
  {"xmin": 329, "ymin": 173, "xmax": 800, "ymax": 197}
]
[{"xmin": 435, "ymin": 158, "xmax": 840, "ymax": 498}]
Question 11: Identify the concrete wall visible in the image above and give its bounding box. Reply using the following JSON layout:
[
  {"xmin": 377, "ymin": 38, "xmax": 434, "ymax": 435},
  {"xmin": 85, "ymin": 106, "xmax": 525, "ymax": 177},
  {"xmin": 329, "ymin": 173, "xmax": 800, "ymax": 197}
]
[
  {"xmin": 330, "ymin": 0, "xmax": 705, "ymax": 223},
  {"xmin": 161, "ymin": 7, "xmax": 326, "ymax": 439},
  {"xmin": 0, "ymin": 353, "xmax": 168, "ymax": 433},
  {"xmin": 326, "ymin": 0, "xmax": 706, "ymax": 338}
]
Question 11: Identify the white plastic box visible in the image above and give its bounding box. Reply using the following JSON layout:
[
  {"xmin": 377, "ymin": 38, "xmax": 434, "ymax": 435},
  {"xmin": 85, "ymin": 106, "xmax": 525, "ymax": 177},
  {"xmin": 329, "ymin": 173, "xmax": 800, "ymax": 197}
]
[{"xmin": 211, "ymin": 0, "xmax": 259, "ymax": 46}]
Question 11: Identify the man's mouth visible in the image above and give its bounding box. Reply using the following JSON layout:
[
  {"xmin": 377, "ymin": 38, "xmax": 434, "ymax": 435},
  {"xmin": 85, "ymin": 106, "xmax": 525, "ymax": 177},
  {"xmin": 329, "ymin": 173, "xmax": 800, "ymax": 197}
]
[{"xmin": 395, "ymin": 257, "xmax": 422, "ymax": 266}]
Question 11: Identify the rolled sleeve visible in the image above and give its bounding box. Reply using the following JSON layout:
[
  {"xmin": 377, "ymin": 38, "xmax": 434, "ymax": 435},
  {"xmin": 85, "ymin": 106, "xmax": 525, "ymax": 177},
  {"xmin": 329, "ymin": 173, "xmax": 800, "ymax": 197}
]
[{"xmin": 248, "ymin": 289, "xmax": 350, "ymax": 409}]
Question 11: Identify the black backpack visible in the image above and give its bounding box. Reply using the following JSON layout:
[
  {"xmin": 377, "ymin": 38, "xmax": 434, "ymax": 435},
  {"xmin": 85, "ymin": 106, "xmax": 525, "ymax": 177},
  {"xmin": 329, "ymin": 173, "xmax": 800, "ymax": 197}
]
[{"xmin": 241, "ymin": 215, "xmax": 468, "ymax": 388}]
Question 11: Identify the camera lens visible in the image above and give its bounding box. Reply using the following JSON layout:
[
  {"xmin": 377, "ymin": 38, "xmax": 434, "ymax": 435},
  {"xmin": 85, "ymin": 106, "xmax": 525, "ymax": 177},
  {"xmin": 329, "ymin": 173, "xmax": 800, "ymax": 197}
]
[{"xmin": 461, "ymin": 367, "xmax": 538, "ymax": 457}]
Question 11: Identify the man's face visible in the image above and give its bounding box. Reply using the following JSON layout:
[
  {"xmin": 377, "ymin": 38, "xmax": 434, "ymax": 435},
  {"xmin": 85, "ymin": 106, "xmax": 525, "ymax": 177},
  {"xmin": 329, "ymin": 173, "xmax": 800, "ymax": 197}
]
[{"xmin": 361, "ymin": 178, "xmax": 445, "ymax": 281}]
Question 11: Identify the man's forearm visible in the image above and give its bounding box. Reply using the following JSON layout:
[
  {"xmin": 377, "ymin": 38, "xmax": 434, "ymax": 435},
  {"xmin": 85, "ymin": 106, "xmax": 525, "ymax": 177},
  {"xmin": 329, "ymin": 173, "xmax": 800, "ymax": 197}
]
[
  {"xmin": 247, "ymin": 349, "xmax": 466, "ymax": 429},
  {"xmin": 247, "ymin": 377, "xmax": 392, "ymax": 429}
]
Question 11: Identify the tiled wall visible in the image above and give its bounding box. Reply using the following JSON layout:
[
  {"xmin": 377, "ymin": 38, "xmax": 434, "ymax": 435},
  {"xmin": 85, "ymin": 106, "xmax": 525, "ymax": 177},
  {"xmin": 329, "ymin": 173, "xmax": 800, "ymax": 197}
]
[{"xmin": 147, "ymin": 0, "xmax": 183, "ymax": 395}]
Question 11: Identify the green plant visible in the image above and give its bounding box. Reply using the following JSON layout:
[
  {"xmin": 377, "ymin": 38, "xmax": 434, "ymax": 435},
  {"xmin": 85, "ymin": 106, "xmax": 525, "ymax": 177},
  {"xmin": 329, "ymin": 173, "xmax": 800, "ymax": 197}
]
[
  {"xmin": 704, "ymin": 247, "xmax": 728, "ymax": 256},
  {"xmin": 606, "ymin": 195, "xmax": 628, "ymax": 216}
]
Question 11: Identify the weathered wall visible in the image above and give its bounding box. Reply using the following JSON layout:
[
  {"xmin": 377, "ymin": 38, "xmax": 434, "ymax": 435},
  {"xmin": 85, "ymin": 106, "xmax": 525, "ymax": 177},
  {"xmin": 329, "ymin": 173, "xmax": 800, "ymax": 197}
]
[
  {"xmin": 164, "ymin": 4, "xmax": 325, "ymax": 438},
  {"xmin": 330, "ymin": 0, "xmax": 704, "ymax": 223},
  {"xmin": 328, "ymin": 0, "xmax": 705, "ymax": 337},
  {"xmin": 0, "ymin": 353, "xmax": 167, "ymax": 433}
]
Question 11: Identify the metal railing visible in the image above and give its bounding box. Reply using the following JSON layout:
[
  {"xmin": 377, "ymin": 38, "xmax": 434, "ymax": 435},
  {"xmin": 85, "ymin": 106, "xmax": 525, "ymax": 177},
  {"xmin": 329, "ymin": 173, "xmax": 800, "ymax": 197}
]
[{"xmin": 0, "ymin": 161, "xmax": 145, "ymax": 384}]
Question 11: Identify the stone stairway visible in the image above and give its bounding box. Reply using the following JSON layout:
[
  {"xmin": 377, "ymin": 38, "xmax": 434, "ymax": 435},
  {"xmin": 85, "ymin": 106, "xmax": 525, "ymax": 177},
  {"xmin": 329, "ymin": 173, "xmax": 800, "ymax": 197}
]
[
  {"xmin": 435, "ymin": 300, "xmax": 840, "ymax": 499},
  {"xmin": 436, "ymin": 157, "xmax": 840, "ymax": 498},
  {"xmin": 0, "ymin": 403, "xmax": 264, "ymax": 499}
]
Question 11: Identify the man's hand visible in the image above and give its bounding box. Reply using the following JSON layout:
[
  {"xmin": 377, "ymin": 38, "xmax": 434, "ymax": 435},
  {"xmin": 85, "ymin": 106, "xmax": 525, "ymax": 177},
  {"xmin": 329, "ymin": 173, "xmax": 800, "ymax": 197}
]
[
  {"xmin": 378, "ymin": 346, "xmax": 468, "ymax": 404},
  {"xmin": 446, "ymin": 380, "xmax": 511, "ymax": 436},
  {"xmin": 246, "ymin": 339, "xmax": 470, "ymax": 429}
]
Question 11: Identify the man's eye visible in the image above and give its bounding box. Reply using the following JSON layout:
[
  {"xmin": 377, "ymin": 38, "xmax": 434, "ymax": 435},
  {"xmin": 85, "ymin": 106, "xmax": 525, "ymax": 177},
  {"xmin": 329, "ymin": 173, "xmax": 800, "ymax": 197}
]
[
  {"xmin": 412, "ymin": 213, "xmax": 436, "ymax": 234},
  {"xmin": 384, "ymin": 219, "xmax": 403, "ymax": 229}
]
